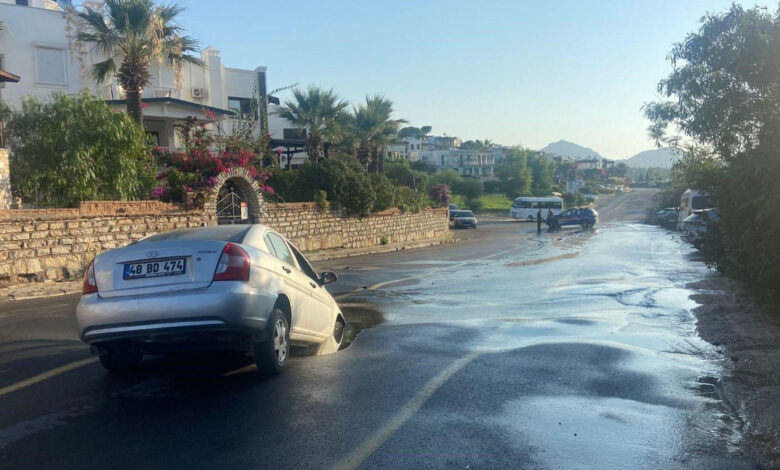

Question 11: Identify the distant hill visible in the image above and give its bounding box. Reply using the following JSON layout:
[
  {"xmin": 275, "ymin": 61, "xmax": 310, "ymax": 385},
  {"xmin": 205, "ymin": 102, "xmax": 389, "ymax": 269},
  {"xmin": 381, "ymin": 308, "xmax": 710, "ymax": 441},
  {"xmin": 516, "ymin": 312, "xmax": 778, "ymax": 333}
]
[
  {"xmin": 540, "ymin": 140, "xmax": 603, "ymax": 159},
  {"xmin": 623, "ymin": 148, "xmax": 680, "ymax": 169}
]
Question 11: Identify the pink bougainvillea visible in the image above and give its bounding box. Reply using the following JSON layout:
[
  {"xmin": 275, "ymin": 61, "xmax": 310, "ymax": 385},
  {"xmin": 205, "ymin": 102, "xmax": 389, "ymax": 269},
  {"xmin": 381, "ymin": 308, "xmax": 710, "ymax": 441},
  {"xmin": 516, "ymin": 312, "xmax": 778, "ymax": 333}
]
[{"xmin": 152, "ymin": 114, "xmax": 273, "ymax": 206}]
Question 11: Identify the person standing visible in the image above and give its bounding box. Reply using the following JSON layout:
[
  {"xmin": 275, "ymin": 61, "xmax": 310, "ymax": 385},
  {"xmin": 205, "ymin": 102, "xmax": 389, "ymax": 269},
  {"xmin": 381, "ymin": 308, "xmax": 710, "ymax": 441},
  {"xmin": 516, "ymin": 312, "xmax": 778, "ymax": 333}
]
[{"xmin": 536, "ymin": 208, "xmax": 542, "ymax": 233}]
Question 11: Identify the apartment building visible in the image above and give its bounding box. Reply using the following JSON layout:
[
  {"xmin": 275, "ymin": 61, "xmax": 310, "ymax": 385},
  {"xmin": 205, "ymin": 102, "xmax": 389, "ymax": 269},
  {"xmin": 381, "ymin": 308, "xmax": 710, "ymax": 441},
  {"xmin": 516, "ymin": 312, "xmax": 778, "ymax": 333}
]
[{"xmin": 0, "ymin": 0, "xmax": 279, "ymax": 149}]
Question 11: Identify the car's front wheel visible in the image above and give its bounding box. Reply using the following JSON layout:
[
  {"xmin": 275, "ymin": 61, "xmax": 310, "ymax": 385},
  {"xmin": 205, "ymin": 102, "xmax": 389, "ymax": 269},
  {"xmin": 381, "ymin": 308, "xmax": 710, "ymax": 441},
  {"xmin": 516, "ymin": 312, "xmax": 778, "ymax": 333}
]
[
  {"xmin": 98, "ymin": 343, "xmax": 142, "ymax": 374},
  {"xmin": 254, "ymin": 308, "xmax": 290, "ymax": 375}
]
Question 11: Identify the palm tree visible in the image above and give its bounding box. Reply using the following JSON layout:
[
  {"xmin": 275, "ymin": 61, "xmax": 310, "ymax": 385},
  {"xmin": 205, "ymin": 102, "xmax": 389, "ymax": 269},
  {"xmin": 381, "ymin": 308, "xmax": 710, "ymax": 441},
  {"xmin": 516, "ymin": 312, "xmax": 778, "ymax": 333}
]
[
  {"xmin": 352, "ymin": 95, "xmax": 406, "ymax": 172},
  {"xmin": 274, "ymin": 86, "xmax": 349, "ymax": 163},
  {"xmin": 75, "ymin": 0, "xmax": 203, "ymax": 125}
]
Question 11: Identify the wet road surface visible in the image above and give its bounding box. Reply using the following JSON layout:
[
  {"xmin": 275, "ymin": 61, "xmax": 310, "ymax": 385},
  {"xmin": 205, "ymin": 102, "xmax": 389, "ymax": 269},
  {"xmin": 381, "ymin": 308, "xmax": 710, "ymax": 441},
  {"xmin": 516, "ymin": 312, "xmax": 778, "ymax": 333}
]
[{"xmin": 0, "ymin": 191, "xmax": 759, "ymax": 469}]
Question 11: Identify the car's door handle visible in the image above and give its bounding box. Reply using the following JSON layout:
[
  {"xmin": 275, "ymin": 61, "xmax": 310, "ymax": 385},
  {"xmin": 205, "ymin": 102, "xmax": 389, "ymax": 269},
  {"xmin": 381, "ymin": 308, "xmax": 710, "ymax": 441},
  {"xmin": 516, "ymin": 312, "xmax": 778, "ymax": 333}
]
[
  {"xmin": 282, "ymin": 266, "xmax": 291, "ymax": 273},
  {"xmin": 309, "ymin": 281, "xmax": 317, "ymax": 288}
]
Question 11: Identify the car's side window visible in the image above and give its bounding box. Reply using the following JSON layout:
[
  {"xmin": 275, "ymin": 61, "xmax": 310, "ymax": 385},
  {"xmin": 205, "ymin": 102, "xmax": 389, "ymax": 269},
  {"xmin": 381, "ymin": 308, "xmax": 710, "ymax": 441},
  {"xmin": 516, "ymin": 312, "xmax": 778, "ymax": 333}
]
[
  {"xmin": 288, "ymin": 243, "xmax": 319, "ymax": 283},
  {"xmin": 264, "ymin": 233, "xmax": 296, "ymax": 267}
]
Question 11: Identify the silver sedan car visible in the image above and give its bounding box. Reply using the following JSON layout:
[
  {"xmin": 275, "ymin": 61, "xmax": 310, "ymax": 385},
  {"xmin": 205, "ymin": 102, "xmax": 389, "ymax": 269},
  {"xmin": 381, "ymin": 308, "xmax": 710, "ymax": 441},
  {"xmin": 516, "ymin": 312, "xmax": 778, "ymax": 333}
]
[{"xmin": 76, "ymin": 224, "xmax": 345, "ymax": 375}]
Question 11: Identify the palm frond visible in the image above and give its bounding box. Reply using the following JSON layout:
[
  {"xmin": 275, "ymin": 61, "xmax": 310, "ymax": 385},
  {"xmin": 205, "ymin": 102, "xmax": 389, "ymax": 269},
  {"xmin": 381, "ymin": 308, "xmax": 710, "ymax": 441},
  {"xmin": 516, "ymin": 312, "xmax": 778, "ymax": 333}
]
[{"xmin": 91, "ymin": 58, "xmax": 118, "ymax": 83}]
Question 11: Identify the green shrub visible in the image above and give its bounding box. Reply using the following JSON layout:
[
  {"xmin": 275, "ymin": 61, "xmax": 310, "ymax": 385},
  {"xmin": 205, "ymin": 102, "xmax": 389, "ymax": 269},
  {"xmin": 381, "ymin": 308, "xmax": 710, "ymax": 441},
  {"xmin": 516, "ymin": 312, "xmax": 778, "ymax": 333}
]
[
  {"xmin": 396, "ymin": 186, "xmax": 430, "ymax": 213},
  {"xmin": 266, "ymin": 170, "xmax": 298, "ymax": 202},
  {"xmin": 7, "ymin": 91, "xmax": 154, "ymax": 206},
  {"xmin": 468, "ymin": 198, "xmax": 483, "ymax": 212},
  {"xmin": 313, "ymin": 189, "xmax": 329, "ymax": 212},
  {"xmin": 370, "ymin": 173, "xmax": 397, "ymax": 212},
  {"xmin": 452, "ymin": 177, "xmax": 483, "ymax": 203},
  {"xmin": 321, "ymin": 155, "xmax": 375, "ymax": 215}
]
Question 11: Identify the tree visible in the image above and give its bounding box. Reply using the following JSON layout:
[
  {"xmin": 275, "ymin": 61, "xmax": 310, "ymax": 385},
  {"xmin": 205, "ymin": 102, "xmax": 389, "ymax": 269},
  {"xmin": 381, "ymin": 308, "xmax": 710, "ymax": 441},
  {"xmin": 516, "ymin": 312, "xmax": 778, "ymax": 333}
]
[
  {"xmin": 528, "ymin": 152, "xmax": 555, "ymax": 196},
  {"xmin": 352, "ymin": 95, "xmax": 406, "ymax": 172},
  {"xmin": 496, "ymin": 147, "xmax": 532, "ymax": 197},
  {"xmin": 275, "ymin": 85, "xmax": 349, "ymax": 163},
  {"xmin": 459, "ymin": 139, "xmax": 494, "ymax": 152},
  {"xmin": 7, "ymin": 91, "xmax": 155, "ymax": 207},
  {"xmin": 644, "ymin": 4, "xmax": 780, "ymax": 296},
  {"xmin": 452, "ymin": 177, "xmax": 483, "ymax": 208},
  {"xmin": 612, "ymin": 162, "xmax": 628, "ymax": 178},
  {"xmin": 74, "ymin": 0, "xmax": 203, "ymax": 125},
  {"xmin": 398, "ymin": 125, "xmax": 431, "ymax": 140}
]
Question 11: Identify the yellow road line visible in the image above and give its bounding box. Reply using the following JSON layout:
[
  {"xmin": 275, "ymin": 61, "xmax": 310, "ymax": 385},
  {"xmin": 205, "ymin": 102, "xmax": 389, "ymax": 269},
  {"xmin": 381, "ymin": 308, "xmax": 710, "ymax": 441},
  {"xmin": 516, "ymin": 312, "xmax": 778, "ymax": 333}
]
[
  {"xmin": 332, "ymin": 322, "xmax": 513, "ymax": 470},
  {"xmin": 330, "ymin": 349, "xmax": 482, "ymax": 470},
  {"xmin": 0, "ymin": 357, "xmax": 98, "ymax": 398}
]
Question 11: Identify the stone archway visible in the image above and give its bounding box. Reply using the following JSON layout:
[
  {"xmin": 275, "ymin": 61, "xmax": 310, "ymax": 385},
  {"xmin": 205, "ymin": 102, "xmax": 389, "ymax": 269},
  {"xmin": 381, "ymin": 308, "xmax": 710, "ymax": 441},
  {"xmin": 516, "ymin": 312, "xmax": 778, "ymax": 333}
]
[{"xmin": 204, "ymin": 167, "xmax": 263, "ymax": 224}]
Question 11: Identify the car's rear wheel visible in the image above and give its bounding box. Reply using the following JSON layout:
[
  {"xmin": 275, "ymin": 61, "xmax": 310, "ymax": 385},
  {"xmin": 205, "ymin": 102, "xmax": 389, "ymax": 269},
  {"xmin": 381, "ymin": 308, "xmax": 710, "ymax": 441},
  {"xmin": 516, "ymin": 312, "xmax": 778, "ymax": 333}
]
[
  {"xmin": 98, "ymin": 343, "xmax": 142, "ymax": 374},
  {"xmin": 254, "ymin": 308, "xmax": 290, "ymax": 375}
]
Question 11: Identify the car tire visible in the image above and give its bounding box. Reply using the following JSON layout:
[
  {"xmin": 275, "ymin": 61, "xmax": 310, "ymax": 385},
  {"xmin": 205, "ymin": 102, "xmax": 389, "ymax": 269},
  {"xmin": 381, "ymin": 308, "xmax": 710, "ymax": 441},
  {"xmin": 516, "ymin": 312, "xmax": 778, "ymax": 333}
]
[
  {"xmin": 254, "ymin": 308, "xmax": 290, "ymax": 376},
  {"xmin": 315, "ymin": 314, "xmax": 346, "ymax": 355},
  {"xmin": 99, "ymin": 344, "xmax": 142, "ymax": 374}
]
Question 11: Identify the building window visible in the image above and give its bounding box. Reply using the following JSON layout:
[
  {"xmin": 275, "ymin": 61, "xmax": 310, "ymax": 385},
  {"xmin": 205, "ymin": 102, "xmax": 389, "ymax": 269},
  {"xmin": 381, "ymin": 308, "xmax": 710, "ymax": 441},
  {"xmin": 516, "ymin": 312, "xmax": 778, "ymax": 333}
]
[
  {"xmin": 34, "ymin": 46, "xmax": 66, "ymax": 86},
  {"xmin": 228, "ymin": 97, "xmax": 253, "ymax": 119},
  {"xmin": 16, "ymin": 0, "xmax": 29, "ymax": 5}
]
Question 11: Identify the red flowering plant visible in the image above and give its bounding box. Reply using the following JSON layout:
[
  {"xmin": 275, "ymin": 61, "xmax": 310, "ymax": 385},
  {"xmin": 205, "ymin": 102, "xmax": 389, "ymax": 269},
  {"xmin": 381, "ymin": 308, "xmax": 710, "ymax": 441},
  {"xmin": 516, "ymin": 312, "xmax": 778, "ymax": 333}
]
[
  {"xmin": 152, "ymin": 113, "xmax": 273, "ymax": 208},
  {"xmin": 428, "ymin": 183, "xmax": 451, "ymax": 207}
]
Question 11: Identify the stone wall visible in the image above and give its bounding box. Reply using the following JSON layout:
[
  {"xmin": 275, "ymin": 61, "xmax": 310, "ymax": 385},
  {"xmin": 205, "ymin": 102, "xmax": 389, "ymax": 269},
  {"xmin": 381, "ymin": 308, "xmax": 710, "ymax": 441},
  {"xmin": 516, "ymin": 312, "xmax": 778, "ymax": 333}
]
[
  {"xmin": 0, "ymin": 201, "xmax": 213, "ymax": 286},
  {"xmin": 0, "ymin": 200, "xmax": 448, "ymax": 286},
  {"xmin": 262, "ymin": 203, "xmax": 449, "ymax": 252}
]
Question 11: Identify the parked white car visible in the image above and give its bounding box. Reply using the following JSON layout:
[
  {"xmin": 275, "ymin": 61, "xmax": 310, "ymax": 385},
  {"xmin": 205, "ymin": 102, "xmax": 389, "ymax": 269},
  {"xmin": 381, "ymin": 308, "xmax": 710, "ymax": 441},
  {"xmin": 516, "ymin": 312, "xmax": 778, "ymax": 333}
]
[{"xmin": 76, "ymin": 224, "xmax": 345, "ymax": 375}]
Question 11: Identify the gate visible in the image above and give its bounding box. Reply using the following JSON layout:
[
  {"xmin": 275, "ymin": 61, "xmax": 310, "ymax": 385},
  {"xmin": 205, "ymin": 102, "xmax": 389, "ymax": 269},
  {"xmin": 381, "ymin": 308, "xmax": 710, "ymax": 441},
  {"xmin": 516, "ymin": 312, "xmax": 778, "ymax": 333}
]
[{"xmin": 216, "ymin": 180, "xmax": 248, "ymax": 225}]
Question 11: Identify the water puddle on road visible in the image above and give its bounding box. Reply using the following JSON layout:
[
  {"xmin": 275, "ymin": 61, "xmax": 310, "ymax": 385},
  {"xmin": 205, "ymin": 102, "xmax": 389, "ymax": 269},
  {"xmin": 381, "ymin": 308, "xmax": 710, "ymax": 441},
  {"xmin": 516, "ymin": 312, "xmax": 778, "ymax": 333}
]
[{"xmin": 337, "ymin": 301, "xmax": 385, "ymax": 350}]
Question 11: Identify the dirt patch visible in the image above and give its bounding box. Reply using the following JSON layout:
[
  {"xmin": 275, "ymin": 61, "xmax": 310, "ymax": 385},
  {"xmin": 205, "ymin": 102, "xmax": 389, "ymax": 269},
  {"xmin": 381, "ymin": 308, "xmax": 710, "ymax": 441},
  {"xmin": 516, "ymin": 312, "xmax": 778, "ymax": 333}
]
[{"xmin": 689, "ymin": 275, "xmax": 780, "ymax": 466}]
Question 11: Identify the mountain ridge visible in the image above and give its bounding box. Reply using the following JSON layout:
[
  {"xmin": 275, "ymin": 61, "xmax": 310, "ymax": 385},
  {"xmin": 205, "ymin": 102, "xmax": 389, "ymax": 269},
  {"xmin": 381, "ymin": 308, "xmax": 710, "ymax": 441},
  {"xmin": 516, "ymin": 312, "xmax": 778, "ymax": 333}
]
[{"xmin": 539, "ymin": 140, "xmax": 603, "ymax": 159}]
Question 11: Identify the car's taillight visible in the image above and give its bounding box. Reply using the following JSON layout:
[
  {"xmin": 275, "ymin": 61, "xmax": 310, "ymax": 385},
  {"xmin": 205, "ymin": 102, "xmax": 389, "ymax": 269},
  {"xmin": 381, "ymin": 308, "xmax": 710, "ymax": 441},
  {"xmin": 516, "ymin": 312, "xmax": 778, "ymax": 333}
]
[
  {"xmin": 82, "ymin": 260, "xmax": 97, "ymax": 295},
  {"xmin": 213, "ymin": 243, "xmax": 250, "ymax": 281}
]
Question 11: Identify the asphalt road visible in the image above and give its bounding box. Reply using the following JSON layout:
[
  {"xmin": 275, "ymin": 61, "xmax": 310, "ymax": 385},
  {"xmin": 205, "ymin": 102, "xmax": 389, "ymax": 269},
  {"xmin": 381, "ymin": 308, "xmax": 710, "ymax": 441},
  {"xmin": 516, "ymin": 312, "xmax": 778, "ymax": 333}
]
[{"xmin": 0, "ymin": 190, "xmax": 759, "ymax": 469}]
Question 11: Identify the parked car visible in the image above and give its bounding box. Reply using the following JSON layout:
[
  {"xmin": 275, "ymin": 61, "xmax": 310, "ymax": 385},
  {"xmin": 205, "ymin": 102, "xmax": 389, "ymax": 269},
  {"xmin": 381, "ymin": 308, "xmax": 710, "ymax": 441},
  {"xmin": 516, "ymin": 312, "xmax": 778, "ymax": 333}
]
[
  {"xmin": 553, "ymin": 207, "xmax": 599, "ymax": 228},
  {"xmin": 681, "ymin": 208, "xmax": 719, "ymax": 249},
  {"xmin": 448, "ymin": 203, "xmax": 459, "ymax": 221},
  {"xmin": 76, "ymin": 224, "xmax": 345, "ymax": 375},
  {"xmin": 678, "ymin": 189, "xmax": 711, "ymax": 230},
  {"xmin": 656, "ymin": 207, "xmax": 678, "ymax": 228},
  {"xmin": 452, "ymin": 210, "xmax": 478, "ymax": 229}
]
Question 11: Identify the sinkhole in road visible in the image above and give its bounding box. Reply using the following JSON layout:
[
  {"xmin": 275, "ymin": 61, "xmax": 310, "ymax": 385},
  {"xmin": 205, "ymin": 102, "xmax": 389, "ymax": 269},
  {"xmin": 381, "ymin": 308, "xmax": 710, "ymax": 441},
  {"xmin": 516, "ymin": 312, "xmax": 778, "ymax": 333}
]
[{"xmin": 337, "ymin": 302, "xmax": 385, "ymax": 350}]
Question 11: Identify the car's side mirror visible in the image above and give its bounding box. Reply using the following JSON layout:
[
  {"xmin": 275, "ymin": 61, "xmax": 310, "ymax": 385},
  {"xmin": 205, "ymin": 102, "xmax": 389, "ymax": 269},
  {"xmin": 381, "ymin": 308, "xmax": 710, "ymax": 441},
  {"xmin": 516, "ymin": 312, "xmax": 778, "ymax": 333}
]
[{"xmin": 319, "ymin": 271, "xmax": 338, "ymax": 285}]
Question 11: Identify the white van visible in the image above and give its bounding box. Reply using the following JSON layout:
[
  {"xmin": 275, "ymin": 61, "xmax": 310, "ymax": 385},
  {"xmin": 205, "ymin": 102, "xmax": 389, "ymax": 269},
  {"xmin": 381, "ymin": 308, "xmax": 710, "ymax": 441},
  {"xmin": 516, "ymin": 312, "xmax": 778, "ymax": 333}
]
[
  {"xmin": 678, "ymin": 189, "xmax": 711, "ymax": 230},
  {"xmin": 509, "ymin": 197, "xmax": 564, "ymax": 220}
]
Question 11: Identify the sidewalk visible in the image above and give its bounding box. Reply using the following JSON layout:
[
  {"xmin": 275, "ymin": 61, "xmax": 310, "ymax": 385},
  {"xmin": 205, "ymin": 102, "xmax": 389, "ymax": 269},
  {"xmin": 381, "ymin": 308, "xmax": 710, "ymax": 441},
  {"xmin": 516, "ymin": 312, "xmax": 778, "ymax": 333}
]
[
  {"xmin": 0, "ymin": 237, "xmax": 452, "ymax": 302},
  {"xmin": 0, "ymin": 280, "xmax": 82, "ymax": 301}
]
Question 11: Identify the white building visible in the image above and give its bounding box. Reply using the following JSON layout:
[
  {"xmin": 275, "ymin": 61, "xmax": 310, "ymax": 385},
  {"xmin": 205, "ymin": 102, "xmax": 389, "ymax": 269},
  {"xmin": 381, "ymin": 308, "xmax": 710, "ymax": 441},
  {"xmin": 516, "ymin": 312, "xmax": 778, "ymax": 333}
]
[
  {"xmin": 419, "ymin": 148, "xmax": 494, "ymax": 177},
  {"xmin": 0, "ymin": 0, "xmax": 281, "ymax": 150}
]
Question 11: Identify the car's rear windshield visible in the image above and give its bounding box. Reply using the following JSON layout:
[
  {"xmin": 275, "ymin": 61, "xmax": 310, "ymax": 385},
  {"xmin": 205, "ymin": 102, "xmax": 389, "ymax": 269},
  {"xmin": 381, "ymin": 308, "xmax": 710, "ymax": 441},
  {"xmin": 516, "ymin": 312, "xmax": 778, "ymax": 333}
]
[
  {"xmin": 691, "ymin": 196, "xmax": 711, "ymax": 210},
  {"xmin": 140, "ymin": 225, "xmax": 252, "ymax": 243}
]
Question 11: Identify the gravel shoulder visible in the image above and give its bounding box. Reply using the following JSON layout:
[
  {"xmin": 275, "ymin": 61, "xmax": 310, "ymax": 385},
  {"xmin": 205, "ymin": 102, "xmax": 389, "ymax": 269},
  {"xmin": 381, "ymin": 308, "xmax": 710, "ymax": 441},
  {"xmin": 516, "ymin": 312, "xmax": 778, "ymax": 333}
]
[{"xmin": 689, "ymin": 275, "xmax": 780, "ymax": 467}]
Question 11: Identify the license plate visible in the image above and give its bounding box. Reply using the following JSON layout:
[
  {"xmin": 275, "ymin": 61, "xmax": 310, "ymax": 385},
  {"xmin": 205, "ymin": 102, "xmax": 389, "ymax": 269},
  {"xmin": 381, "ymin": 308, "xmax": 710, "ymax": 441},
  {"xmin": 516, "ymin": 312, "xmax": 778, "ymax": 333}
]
[{"xmin": 123, "ymin": 258, "xmax": 186, "ymax": 280}]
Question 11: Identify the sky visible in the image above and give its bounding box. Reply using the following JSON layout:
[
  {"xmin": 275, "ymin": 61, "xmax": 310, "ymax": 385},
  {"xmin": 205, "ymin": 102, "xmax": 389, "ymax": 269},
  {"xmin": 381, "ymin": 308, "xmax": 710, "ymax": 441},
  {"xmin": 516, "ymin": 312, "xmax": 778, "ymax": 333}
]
[{"xmin": 171, "ymin": 0, "xmax": 758, "ymax": 159}]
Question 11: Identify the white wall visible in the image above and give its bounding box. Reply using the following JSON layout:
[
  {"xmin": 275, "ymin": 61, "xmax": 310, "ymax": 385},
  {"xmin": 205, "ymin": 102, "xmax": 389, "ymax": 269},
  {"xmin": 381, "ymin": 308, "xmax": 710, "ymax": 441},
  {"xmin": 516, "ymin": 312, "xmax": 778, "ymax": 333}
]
[{"xmin": 0, "ymin": 3, "xmax": 90, "ymax": 108}]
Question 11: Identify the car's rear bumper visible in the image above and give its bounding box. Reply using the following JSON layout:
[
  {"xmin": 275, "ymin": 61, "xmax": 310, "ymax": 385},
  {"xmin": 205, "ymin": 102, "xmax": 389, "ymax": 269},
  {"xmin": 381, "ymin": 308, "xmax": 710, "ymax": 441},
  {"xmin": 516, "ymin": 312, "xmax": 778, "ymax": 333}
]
[{"xmin": 76, "ymin": 282, "xmax": 277, "ymax": 345}]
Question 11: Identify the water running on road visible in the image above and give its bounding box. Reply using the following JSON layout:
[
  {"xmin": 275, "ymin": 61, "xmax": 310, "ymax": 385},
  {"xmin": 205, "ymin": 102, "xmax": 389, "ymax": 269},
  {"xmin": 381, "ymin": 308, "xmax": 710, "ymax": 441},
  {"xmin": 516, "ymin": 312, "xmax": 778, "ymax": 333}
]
[{"xmin": 345, "ymin": 222, "xmax": 747, "ymax": 468}]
